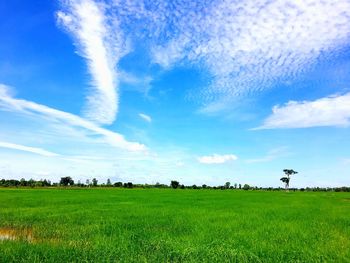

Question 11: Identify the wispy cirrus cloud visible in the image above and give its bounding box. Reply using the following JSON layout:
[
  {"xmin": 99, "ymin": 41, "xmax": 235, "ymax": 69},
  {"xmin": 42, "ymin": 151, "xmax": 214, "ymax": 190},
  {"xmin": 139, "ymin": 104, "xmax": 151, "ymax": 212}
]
[
  {"xmin": 197, "ymin": 154, "xmax": 238, "ymax": 164},
  {"xmin": 0, "ymin": 84, "xmax": 145, "ymax": 151},
  {"xmin": 138, "ymin": 113, "xmax": 152, "ymax": 123},
  {"xmin": 119, "ymin": 71, "xmax": 153, "ymax": 96},
  {"xmin": 255, "ymin": 92, "xmax": 350, "ymax": 129},
  {"xmin": 0, "ymin": 141, "xmax": 59, "ymax": 157},
  {"xmin": 56, "ymin": 0, "xmax": 350, "ymax": 115},
  {"xmin": 57, "ymin": 0, "xmax": 129, "ymax": 125},
  {"xmin": 113, "ymin": 0, "xmax": 350, "ymax": 109}
]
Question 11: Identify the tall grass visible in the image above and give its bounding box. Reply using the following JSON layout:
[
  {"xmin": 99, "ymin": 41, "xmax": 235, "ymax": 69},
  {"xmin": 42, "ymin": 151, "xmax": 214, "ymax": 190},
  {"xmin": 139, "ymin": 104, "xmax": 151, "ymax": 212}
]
[{"xmin": 0, "ymin": 188, "xmax": 349, "ymax": 262}]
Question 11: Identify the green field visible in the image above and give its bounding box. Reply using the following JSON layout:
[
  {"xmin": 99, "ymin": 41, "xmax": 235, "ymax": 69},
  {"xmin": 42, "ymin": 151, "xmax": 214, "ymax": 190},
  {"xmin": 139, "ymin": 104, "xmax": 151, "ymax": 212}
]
[{"xmin": 0, "ymin": 188, "xmax": 349, "ymax": 262}]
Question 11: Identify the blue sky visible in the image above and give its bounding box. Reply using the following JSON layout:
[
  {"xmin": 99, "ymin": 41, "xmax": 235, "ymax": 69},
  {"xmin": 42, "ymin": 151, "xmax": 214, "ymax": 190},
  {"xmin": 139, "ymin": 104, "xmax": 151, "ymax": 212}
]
[{"xmin": 1, "ymin": 0, "xmax": 350, "ymax": 187}]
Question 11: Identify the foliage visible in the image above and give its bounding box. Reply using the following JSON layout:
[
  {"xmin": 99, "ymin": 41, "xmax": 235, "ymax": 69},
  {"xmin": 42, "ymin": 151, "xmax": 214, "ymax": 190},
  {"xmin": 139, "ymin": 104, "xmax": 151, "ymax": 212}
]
[
  {"xmin": 243, "ymin": 184, "xmax": 250, "ymax": 190},
  {"xmin": 106, "ymin": 179, "xmax": 111, "ymax": 186},
  {"xmin": 124, "ymin": 182, "xmax": 133, "ymax": 188},
  {"xmin": 114, "ymin": 182, "xmax": 123, "ymax": 187},
  {"xmin": 280, "ymin": 169, "xmax": 298, "ymax": 190},
  {"xmin": 170, "ymin": 180, "xmax": 180, "ymax": 189},
  {"xmin": 1, "ymin": 178, "xmax": 350, "ymax": 192},
  {"xmin": 92, "ymin": 178, "xmax": 98, "ymax": 186},
  {"xmin": 59, "ymin": 177, "xmax": 74, "ymax": 186}
]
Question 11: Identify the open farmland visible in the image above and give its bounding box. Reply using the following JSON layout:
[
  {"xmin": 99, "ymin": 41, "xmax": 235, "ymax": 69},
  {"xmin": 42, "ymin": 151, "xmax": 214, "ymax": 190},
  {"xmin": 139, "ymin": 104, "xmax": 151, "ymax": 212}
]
[{"xmin": 0, "ymin": 188, "xmax": 349, "ymax": 262}]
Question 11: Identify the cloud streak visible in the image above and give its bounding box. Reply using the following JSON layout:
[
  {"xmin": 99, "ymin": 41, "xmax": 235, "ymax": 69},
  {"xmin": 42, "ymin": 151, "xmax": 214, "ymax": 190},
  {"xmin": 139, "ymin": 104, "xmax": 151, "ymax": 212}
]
[
  {"xmin": 255, "ymin": 92, "xmax": 350, "ymax": 129},
  {"xmin": 57, "ymin": 0, "xmax": 128, "ymax": 125},
  {"xmin": 197, "ymin": 154, "xmax": 238, "ymax": 164},
  {"xmin": 139, "ymin": 113, "xmax": 152, "ymax": 123},
  {"xmin": 0, "ymin": 141, "xmax": 59, "ymax": 157},
  {"xmin": 56, "ymin": 0, "xmax": 350, "ymax": 114},
  {"xmin": 0, "ymin": 84, "xmax": 145, "ymax": 151}
]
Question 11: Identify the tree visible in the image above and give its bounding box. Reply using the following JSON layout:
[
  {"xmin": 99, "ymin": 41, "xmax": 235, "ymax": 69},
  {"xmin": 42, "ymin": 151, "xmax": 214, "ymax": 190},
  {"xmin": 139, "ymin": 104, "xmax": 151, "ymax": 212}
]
[
  {"xmin": 114, "ymin": 182, "xmax": 123, "ymax": 187},
  {"xmin": 60, "ymin": 176, "xmax": 74, "ymax": 186},
  {"xmin": 239, "ymin": 184, "xmax": 242, "ymax": 189},
  {"xmin": 28, "ymin": 179, "xmax": 35, "ymax": 188},
  {"xmin": 86, "ymin": 179, "xmax": 90, "ymax": 187},
  {"xmin": 234, "ymin": 183, "xmax": 237, "ymax": 189},
  {"xmin": 92, "ymin": 178, "xmax": 98, "ymax": 187},
  {"xmin": 280, "ymin": 169, "xmax": 298, "ymax": 191},
  {"xmin": 106, "ymin": 178, "xmax": 111, "ymax": 186},
  {"xmin": 225, "ymin": 182, "xmax": 231, "ymax": 189},
  {"xmin": 122, "ymin": 182, "xmax": 133, "ymax": 188},
  {"xmin": 20, "ymin": 178, "xmax": 27, "ymax": 187},
  {"xmin": 243, "ymin": 184, "xmax": 250, "ymax": 190},
  {"xmin": 170, "ymin": 180, "xmax": 180, "ymax": 189},
  {"xmin": 42, "ymin": 179, "xmax": 51, "ymax": 187}
]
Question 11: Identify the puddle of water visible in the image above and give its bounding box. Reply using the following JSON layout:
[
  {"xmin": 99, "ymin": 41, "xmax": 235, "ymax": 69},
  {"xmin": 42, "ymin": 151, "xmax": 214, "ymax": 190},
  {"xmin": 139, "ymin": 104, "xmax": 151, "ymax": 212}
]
[{"xmin": 0, "ymin": 228, "xmax": 33, "ymax": 242}]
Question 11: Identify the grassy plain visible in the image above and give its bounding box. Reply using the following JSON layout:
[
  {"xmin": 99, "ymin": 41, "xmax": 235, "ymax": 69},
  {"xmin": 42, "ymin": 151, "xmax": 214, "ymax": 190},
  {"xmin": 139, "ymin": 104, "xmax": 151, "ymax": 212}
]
[{"xmin": 0, "ymin": 188, "xmax": 349, "ymax": 262}]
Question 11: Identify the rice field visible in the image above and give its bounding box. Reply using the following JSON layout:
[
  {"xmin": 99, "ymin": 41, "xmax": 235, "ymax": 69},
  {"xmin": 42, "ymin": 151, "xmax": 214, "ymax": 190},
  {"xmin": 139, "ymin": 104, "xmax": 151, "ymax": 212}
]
[{"xmin": 0, "ymin": 188, "xmax": 349, "ymax": 262}]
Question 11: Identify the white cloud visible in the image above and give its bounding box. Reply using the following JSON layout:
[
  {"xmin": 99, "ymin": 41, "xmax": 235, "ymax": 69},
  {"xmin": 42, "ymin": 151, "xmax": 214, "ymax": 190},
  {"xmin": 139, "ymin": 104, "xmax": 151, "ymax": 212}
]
[
  {"xmin": 57, "ymin": 0, "xmax": 129, "ymax": 125},
  {"xmin": 0, "ymin": 84, "xmax": 145, "ymax": 151},
  {"xmin": 119, "ymin": 71, "xmax": 153, "ymax": 95},
  {"xmin": 139, "ymin": 113, "xmax": 152, "ymax": 123},
  {"xmin": 197, "ymin": 154, "xmax": 238, "ymax": 164},
  {"xmin": 0, "ymin": 141, "xmax": 59, "ymax": 157},
  {"xmin": 255, "ymin": 92, "xmax": 350, "ymax": 129},
  {"xmin": 56, "ymin": 0, "xmax": 350, "ymax": 114},
  {"xmin": 112, "ymin": 0, "xmax": 350, "ymax": 108}
]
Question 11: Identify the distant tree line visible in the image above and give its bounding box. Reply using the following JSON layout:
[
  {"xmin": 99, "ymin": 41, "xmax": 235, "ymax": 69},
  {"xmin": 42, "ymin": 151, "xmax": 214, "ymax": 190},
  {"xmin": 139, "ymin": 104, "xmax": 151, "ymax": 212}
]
[
  {"xmin": 0, "ymin": 178, "xmax": 52, "ymax": 187},
  {"xmin": 0, "ymin": 178, "xmax": 350, "ymax": 192}
]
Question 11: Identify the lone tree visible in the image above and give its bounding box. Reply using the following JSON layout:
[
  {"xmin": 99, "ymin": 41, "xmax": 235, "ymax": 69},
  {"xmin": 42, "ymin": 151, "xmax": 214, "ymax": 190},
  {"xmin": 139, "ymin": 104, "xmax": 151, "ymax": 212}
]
[
  {"xmin": 280, "ymin": 169, "xmax": 298, "ymax": 191},
  {"xmin": 170, "ymin": 180, "xmax": 180, "ymax": 189}
]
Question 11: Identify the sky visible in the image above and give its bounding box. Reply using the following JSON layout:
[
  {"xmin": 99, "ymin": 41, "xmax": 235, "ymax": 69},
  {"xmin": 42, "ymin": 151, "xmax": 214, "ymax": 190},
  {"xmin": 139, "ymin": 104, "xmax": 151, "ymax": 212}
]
[{"xmin": 0, "ymin": 0, "xmax": 350, "ymax": 187}]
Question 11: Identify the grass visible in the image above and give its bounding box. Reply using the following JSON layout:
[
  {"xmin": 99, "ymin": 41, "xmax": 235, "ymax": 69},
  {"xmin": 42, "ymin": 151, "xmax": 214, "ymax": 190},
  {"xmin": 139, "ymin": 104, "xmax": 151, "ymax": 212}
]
[{"xmin": 0, "ymin": 188, "xmax": 349, "ymax": 262}]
